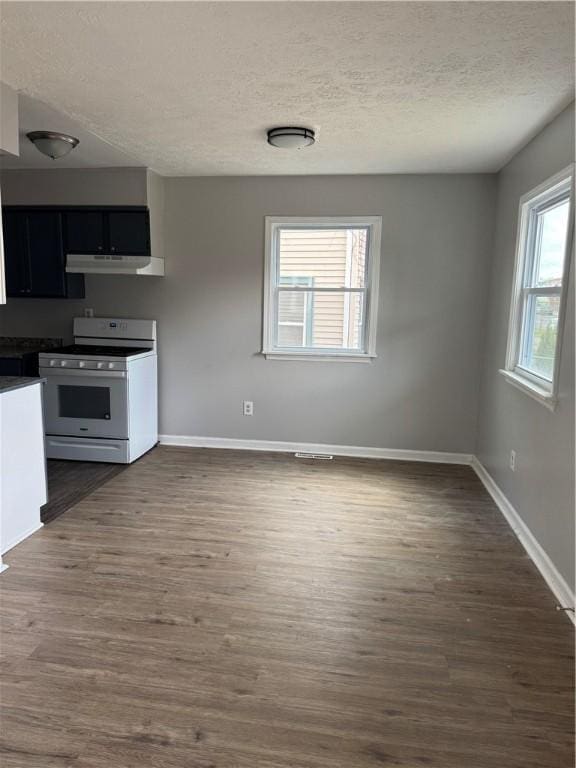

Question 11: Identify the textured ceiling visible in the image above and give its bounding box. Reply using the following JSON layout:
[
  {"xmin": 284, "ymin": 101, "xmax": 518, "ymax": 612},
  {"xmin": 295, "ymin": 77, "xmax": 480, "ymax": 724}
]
[{"xmin": 0, "ymin": 1, "xmax": 574, "ymax": 176}]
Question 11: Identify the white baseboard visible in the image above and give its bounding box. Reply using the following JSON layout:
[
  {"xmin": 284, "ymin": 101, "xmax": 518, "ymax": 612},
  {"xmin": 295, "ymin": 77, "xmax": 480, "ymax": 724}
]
[
  {"xmin": 159, "ymin": 434, "xmax": 473, "ymax": 465},
  {"xmin": 471, "ymin": 457, "xmax": 575, "ymax": 623},
  {"xmin": 1, "ymin": 522, "xmax": 44, "ymax": 557}
]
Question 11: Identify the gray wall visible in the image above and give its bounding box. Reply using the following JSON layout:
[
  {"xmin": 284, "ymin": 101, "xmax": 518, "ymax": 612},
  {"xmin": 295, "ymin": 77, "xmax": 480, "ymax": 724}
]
[
  {"xmin": 0, "ymin": 82, "xmax": 19, "ymax": 157},
  {"xmin": 476, "ymin": 104, "xmax": 575, "ymax": 591},
  {"xmin": 0, "ymin": 173, "xmax": 496, "ymax": 452},
  {"xmin": 1, "ymin": 167, "xmax": 148, "ymax": 205}
]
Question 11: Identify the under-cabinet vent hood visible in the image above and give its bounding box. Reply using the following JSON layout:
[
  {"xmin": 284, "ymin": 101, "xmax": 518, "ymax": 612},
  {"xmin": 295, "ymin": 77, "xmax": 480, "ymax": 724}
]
[{"xmin": 66, "ymin": 254, "xmax": 165, "ymax": 276}]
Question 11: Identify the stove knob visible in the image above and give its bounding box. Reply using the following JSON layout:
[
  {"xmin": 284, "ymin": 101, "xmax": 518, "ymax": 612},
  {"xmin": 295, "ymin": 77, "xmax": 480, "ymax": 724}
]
[
  {"xmin": 60, "ymin": 360, "xmax": 68, "ymax": 367},
  {"xmin": 97, "ymin": 362, "xmax": 105, "ymax": 369},
  {"xmin": 49, "ymin": 359, "xmax": 57, "ymax": 367},
  {"xmin": 107, "ymin": 362, "xmax": 115, "ymax": 370},
  {"xmin": 78, "ymin": 361, "xmax": 86, "ymax": 368}
]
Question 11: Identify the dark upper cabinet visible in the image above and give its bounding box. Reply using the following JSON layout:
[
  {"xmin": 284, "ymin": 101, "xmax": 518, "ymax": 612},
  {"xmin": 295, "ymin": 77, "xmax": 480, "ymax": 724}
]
[
  {"xmin": 108, "ymin": 211, "xmax": 150, "ymax": 255},
  {"xmin": 2, "ymin": 210, "xmax": 27, "ymax": 295},
  {"xmin": 27, "ymin": 211, "xmax": 67, "ymax": 296},
  {"xmin": 2, "ymin": 208, "xmax": 85, "ymax": 299},
  {"xmin": 65, "ymin": 210, "xmax": 106, "ymax": 254},
  {"xmin": 64, "ymin": 207, "xmax": 150, "ymax": 256},
  {"xmin": 2, "ymin": 205, "xmax": 149, "ymax": 299}
]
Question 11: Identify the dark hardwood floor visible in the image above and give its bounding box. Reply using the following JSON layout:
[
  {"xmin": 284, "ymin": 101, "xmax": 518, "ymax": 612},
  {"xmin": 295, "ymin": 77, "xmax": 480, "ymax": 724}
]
[
  {"xmin": 1, "ymin": 446, "xmax": 573, "ymax": 767},
  {"xmin": 42, "ymin": 459, "xmax": 126, "ymax": 524}
]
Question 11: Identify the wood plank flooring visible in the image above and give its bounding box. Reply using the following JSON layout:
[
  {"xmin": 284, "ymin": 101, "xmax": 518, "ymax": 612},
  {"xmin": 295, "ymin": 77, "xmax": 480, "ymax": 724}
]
[
  {"xmin": 42, "ymin": 460, "xmax": 127, "ymax": 524},
  {"xmin": 1, "ymin": 446, "xmax": 573, "ymax": 767}
]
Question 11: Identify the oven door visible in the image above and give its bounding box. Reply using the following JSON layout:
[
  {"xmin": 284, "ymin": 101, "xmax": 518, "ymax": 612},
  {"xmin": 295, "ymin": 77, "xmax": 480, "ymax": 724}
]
[{"xmin": 41, "ymin": 369, "xmax": 129, "ymax": 439}]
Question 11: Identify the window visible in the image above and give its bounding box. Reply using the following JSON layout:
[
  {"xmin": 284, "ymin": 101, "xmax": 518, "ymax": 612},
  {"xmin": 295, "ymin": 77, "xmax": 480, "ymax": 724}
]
[
  {"xmin": 263, "ymin": 217, "xmax": 382, "ymax": 361},
  {"xmin": 502, "ymin": 165, "xmax": 574, "ymax": 408}
]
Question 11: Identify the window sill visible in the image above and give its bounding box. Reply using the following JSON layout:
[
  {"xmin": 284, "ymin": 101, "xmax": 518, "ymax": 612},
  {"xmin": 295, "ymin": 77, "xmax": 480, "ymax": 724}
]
[
  {"xmin": 263, "ymin": 351, "xmax": 377, "ymax": 363},
  {"xmin": 499, "ymin": 369, "xmax": 557, "ymax": 411}
]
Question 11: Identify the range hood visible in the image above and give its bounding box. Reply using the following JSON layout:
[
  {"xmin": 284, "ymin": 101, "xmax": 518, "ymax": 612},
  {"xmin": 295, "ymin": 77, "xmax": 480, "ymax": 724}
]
[{"xmin": 66, "ymin": 254, "xmax": 165, "ymax": 276}]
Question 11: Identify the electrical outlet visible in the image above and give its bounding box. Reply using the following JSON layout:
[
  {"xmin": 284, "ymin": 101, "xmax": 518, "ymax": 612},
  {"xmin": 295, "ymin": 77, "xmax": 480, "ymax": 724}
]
[
  {"xmin": 509, "ymin": 450, "xmax": 516, "ymax": 472},
  {"xmin": 243, "ymin": 400, "xmax": 254, "ymax": 416},
  {"xmin": 84, "ymin": 307, "xmax": 94, "ymax": 318}
]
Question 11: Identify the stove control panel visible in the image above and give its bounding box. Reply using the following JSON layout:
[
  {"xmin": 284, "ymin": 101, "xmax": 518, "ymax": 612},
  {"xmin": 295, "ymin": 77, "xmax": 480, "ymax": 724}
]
[
  {"xmin": 73, "ymin": 317, "xmax": 156, "ymax": 344},
  {"xmin": 44, "ymin": 358, "xmax": 127, "ymax": 372}
]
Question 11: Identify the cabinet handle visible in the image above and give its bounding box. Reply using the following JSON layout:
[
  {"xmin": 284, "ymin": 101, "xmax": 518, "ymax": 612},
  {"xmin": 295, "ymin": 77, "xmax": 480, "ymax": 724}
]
[
  {"xmin": 98, "ymin": 246, "xmax": 103, "ymax": 251},
  {"xmin": 111, "ymin": 246, "xmax": 116, "ymax": 252}
]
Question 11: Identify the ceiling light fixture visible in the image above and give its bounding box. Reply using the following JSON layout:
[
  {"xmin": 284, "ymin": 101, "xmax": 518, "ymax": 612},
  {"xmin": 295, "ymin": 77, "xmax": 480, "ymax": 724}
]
[
  {"xmin": 27, "ymin": 131, "xmax": 80, "ymax": 160},
  {"xmin": 267, "ymin": 127, "xmax": 315, "ymax": 150}
]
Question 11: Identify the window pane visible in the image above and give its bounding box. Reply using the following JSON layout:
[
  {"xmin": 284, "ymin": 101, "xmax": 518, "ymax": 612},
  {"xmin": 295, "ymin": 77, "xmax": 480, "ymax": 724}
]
[
  {"xmin": 277, "ymin": 323, "xmax": 305, "ymax": 347},
  {"xmin": 278, "ymin": 289, "xmax": 306, "ymax": 325},
  {"xmin": 276, "ymin": 290, "xmax": 364, "ymax": 350},
  {"xmin": 344, "ymin": 292, "xmax": 365, "ymax": 350},
  {"xmin": 520, "ymin": 294, "xmax": 560, "ymax": 380},
  {"xmin": 533, "ymin": 199, "xmax": 570, "ymax": 287},
  {"xmin": 278, "ymin": 228, "xmax": 367, "ymax": 289}
]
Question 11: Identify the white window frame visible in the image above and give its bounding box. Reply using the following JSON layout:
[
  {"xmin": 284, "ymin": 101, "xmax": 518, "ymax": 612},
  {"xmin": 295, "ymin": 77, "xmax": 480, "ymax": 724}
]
[
  {"xmin": 501, "ymin": 164, "xmax": 574, "ymax": 410},
  {"xmin": 262, "ymin": 216, "xmax": 382, "ymax": 362}
]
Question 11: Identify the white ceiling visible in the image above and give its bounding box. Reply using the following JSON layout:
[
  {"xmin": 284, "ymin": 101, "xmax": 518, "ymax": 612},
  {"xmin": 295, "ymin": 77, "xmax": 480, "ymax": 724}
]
[{"xmin": 0, "ymin": 1, "xmax": 574, "ymax": 176}]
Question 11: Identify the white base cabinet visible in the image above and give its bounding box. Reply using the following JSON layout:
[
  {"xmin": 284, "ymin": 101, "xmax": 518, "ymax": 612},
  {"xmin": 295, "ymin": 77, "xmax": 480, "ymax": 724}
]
[{"xmin": 0, "ymin": 382, "xmax": 46, "ymax": 566}]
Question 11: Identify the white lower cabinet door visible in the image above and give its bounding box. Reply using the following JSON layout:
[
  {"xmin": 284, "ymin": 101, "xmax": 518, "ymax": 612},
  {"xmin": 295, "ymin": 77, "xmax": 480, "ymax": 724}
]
[{"xmin": 0, "ymin": 382, "xmax": 47, "ymax": 556}]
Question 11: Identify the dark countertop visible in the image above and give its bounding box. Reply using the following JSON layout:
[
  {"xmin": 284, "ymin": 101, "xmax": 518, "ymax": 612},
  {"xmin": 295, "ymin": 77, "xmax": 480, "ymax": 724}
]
[
  {"xmin": 0, "ymin": 376, "xmax": 46, "ymax": 395},
  {"xmin": 0, "ymin": 345, "xmax": 42, "ymax": 358},
  {"xmin": 0, "ymin": 338, "xmax": 62, "ymax": 359}
]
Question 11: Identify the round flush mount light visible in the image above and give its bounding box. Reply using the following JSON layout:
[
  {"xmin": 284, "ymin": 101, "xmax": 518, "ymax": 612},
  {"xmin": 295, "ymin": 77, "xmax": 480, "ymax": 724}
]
[
  {"xmin": 267, "ymin": 127, "xmax": 315, "ymax": 149},
  {"xmin": 26, "ymin": 131, "xmax": 80, "ymax": 160}
]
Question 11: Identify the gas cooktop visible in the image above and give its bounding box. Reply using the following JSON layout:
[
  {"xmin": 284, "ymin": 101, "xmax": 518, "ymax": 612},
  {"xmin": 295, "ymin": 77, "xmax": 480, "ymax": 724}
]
[{"xmin": 47, "ymin": 344, "xmax": 152, "ymax": 358}]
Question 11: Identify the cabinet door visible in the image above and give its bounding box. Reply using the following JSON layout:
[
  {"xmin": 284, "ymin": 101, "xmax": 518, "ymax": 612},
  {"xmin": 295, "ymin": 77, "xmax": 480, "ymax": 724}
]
[
  {"xmin": 26, "ymin": 211, "xmax": 66, "ymax": 297},
  {"xmin": 65, "ymin": 210, "xmax": 106, "ymax": 254},
  {"xmin": 0, "ymin": 358, "xmax": 24, "ymax": 376},
  {"xmin": 2, "ymin": 210, "xmax": 29, "ymax": 296},
  {"xmin": 0, "ymin": 184, "xmax": 5, "ymax": 305},
  {"xmin": 108, "ymin": 210, "xmax": 150, "ymax": 255},
  {"xmin": 0, "ymin": 383, "xmax": 46, "ymax": 554}
]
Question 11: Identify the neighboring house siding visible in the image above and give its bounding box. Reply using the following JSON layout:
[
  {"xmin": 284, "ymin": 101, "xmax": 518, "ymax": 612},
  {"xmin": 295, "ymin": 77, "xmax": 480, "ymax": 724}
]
[{"xmin": 279, "ymin": 229, "xmax": 366, "ymax": 348}]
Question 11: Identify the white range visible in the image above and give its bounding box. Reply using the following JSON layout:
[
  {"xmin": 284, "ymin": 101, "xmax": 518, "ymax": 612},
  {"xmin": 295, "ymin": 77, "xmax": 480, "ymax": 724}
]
[{"xmin": 39, "ymin": 317, "xmax": 158, "ymax": 464}]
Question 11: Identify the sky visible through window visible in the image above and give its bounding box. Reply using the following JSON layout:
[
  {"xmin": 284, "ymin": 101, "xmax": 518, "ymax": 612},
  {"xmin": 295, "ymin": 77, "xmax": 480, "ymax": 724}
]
[
  {"xmin": 522, "ymin": 198, "xmax": 570, "ymax": 380},
  {"xmin": 536, "ymin": 200, "xmax": 570, "ymax": 286}
]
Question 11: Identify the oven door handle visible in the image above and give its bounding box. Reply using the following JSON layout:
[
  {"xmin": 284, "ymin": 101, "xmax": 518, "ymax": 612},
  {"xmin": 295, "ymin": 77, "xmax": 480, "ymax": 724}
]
[{"xmin": 39, "ymin": 367, "xmax": 127, "ymax": 379}]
